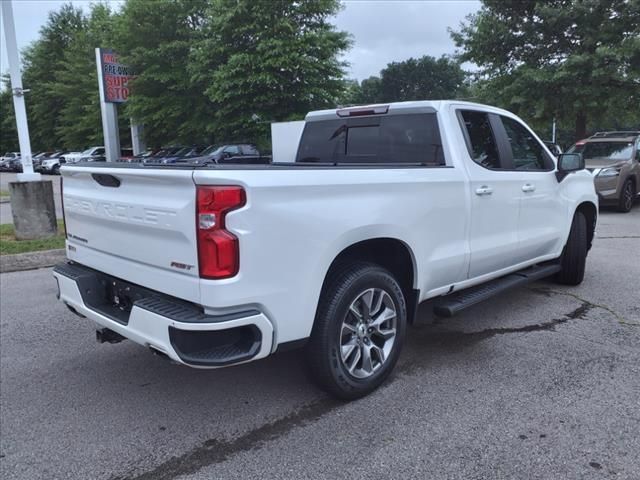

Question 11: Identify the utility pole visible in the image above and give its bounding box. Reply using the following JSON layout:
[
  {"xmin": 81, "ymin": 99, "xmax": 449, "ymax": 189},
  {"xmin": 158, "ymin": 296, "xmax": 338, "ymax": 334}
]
[
  {"xmin": 2, "ymin": 0, "xmax": 39, "ymax": 180},
  {"xmin": 2, "ymin": 0, "xmax": 57, "ymax": 240}
]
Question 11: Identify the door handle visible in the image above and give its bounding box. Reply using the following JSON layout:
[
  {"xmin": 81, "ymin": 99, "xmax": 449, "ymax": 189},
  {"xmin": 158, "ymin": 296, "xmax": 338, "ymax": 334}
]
[
  {"xmin": 475, "ymin": 185, "xmax": 493, "ymax": 196},
  {"xmin": 522, "ymin": 184, "xmax": 536, "ymax": 193}
]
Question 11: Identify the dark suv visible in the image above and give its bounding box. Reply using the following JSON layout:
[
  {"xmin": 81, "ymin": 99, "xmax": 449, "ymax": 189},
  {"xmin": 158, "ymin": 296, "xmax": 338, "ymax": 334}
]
[{"xmin": 568, "ymin": 133, "xmax": 640, "ymax": 212}]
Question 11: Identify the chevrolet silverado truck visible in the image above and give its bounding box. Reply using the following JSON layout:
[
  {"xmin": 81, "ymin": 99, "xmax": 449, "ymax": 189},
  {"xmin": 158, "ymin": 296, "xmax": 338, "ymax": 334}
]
[{"xmin": 53, "ymin": 101, "xmax": 598, "ymax": 399}]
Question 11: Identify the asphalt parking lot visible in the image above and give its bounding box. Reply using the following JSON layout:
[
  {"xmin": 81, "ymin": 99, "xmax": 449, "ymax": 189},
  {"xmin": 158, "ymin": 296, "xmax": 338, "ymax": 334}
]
[{"xmin": 1, "ymin": 207, "xmax": 639, "ymax": 480}]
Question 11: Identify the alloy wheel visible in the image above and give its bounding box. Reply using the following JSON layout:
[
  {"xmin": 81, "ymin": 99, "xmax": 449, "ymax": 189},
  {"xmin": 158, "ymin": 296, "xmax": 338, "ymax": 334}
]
[{"xmin": 339, "ymin": 288, "xmax": 397, "ymax": 379}]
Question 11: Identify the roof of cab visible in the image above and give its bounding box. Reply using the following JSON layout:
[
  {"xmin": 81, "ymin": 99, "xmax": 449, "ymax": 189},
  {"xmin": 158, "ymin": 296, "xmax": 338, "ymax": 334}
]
[{"xmin": 305, "ymin": 100, "xmax": 514, "ymax": 122}]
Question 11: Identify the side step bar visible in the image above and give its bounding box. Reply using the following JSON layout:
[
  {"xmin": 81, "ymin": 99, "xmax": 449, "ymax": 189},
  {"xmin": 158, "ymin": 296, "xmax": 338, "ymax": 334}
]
[{"xmin": 433, "ymin": 263, "xmax": 561, "ymax": 318}]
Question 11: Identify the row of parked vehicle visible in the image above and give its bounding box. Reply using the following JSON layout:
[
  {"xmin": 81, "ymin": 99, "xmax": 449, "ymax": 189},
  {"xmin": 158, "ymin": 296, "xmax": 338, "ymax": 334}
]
[{"xmin": 0, "ymin": 143, "xmax": 270, "ymax": 175}]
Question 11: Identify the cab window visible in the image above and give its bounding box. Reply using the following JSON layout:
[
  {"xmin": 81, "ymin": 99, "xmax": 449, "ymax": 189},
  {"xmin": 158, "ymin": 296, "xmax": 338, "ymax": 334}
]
[
  {"xmin": 459, "ymin": 110, "xmax": 501, "ymax": 169},
  {"xmin": 500, "ymin": 116, "xmax": 552, "ymax": 171}
]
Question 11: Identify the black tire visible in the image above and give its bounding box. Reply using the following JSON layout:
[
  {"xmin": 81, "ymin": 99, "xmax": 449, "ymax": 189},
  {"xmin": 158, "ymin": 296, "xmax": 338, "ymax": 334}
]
[
  {"xmin": 617, "ymin": 178, "xmax": 635, "ymax": 213},
  {"xmin": 556, "ymin": 211, "xmax": 587, "ymax": 285},
  {"xmin": 53, "ymin": 165, "xmax": 60, "ymax": 175},
  {"xmin": 306, "ymin": 262, "xmax": 407, "ymax": 400}
]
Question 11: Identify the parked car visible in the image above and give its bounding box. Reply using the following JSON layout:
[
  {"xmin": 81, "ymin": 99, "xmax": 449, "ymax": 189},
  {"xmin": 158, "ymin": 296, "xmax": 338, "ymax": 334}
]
[
  {"xmin": 1, "ymin": 152, "xmax": 21, "ymax": 170},
  {"xmin": 40, "ymin": 151, "xmax": 75, "ymax": 174},
  {"xmin": 567, "ymin": 133, "xmax": 640, "ymax": 212},
  {"xmin": 34, "ymin": 151, "xmax": 64, "ymax": 173},
  {"xmin": 190, "ymin": 144, "xmax": 269, "ymax": 164},
  {"xmin": 141, "ymin": 146, "xmax": 186, "ymax": 164},
  {"xmin": 1, "ymin": 157, "xmax": 24, "ymax": 172},
  {"xmin": 119, "ymin": 148, "xmax": 135, "ymax": 162},
  {"xmin": 31, "ymin": 151, "xmax": 51, "ymax": 170},
  {"xmin": 61, "ymin": 146, "xmax": 105, "ymax": 165},
  {"xmin": 53, "ymin": 100, "xmax": 597, "ymax": 399}
]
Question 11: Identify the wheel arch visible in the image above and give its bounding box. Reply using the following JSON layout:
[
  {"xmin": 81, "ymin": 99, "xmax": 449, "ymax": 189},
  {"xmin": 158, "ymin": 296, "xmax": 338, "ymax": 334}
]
[
  {"xmin": 317, "ymin": 237, "xmax": 420, "ymax": 324},
  {"xmin": 575, "ymin": 201, "xmax": 597, "ymax": 250}
]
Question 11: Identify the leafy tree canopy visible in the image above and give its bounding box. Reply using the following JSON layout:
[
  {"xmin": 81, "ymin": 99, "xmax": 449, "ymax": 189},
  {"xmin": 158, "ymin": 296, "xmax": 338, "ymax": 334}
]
[
  {"xmin": 451, "ymin": 0, "xmax": 640, "ymax": 139},
  {"xmin": 192, "ymin": 0, "xmax": 351, "ymax": 142},
  {"xmin": 342, "ymin": 55, "xmax": 467, "ymax": 105},
  {"xmin": 115, "ymin": 0, "xmax": 212, "ymax": 147}
]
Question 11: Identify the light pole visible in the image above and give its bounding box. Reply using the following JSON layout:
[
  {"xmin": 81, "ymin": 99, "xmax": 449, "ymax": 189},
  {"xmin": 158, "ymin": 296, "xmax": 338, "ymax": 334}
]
[
  {"xmin": 2, "ymin": 0, "xmax": 57, "ymax": 240},
  {"xmin": 2, "ymin": 0, "xmax": 39, "ymax": 180}
]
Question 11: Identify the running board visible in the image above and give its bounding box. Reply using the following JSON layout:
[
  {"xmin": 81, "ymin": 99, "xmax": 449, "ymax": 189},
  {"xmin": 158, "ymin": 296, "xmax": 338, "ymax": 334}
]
[{"xmin": 433, "ymin": 263, "xmax": 561, "ymax": 318}]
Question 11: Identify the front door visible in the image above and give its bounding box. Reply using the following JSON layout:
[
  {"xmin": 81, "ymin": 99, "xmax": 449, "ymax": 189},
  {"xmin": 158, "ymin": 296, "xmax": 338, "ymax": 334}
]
[
  {"xmin": 456, "ymin": 109, "xmax": 523, "ymax": 279},
  {"xmin": 497, "ymin": 115, "xmax": 566, "ymax": 262}
]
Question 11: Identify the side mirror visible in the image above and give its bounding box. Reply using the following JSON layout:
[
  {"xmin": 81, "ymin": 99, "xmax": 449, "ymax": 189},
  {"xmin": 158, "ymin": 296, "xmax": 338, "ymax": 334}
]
[{"xmin": 556, "ymin": 153, "xmax": 584, "ymax": 182}]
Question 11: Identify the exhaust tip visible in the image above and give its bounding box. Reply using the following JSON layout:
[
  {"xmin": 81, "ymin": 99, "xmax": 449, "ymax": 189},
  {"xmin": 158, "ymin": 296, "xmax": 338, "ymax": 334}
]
[{"xmin": 96, "ymin": 328, "xmax": 126, "ymax": 344}]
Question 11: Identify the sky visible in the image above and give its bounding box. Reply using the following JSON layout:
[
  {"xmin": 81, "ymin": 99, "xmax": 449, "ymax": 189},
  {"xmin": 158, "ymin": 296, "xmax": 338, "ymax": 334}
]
[{"xmin": 1, "ymin": 0, "xmax": 480, "ymax": 81}]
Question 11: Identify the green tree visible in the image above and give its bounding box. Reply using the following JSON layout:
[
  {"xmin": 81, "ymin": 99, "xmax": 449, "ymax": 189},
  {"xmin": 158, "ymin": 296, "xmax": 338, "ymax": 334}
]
[
  {"xmin": 116, "ymin": 0, "xmax": 212, "ymax": 147},
  {"xmin": 21, "ymin": 4, "xmax": 86, "ymax": 150},
  {"xmin": 193, "ymin": 0, "xmax": 351, "ymax": 142},
  {"xmin": 341, "ymin": 56, "xmax": 467, "ymax": 105},
  {"xmin": 53, "ymin": 3, "xmax": 122, "ymax": 149},
  {"xmin": 0, "ymin": 86, "xmax": 19, "ymax": 154},
  {"xmin": 452, "ymin": 0, "xmax": 640, "ymax": 140},
  {"xmin": 378, "ymin": 56, "xmax": 466, "ymax": 102}
]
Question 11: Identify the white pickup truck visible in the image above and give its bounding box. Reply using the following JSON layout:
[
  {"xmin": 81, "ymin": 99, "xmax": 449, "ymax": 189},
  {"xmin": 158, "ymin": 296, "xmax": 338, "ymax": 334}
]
[{"xmin": 53, "ymin": 101, "xmax": 597, "ymax": 399}]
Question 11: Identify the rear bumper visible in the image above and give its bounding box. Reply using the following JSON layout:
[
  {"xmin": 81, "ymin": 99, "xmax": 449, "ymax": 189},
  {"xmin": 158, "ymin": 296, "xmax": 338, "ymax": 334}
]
[{"xmin": 53, "ymin": 262, "xmax": 274, "ymax": 368}]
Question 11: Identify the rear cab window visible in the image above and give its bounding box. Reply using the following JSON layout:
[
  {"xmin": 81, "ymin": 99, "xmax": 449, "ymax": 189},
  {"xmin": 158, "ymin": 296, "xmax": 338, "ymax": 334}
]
[{"xmin": 296, "ymin": 113, "xmax": 445, "ymax": 166}]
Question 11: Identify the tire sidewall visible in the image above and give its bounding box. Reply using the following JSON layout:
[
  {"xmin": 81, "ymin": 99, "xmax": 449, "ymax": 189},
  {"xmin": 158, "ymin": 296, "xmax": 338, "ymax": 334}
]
[
  {"xmin": 323, "ymin": 266, "xmax": 407, "ymax": 396},
  {"xmin": 619, "ymin": 179, "xmax": 635, "ymax": 212}
]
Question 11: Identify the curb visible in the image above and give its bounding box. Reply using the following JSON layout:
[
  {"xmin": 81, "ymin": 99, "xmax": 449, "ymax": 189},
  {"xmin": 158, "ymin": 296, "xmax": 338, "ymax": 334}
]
[
  {"xmin": 0, "ymin": 197, "xmax": 10, "ymax": 204},
  {"xmin": 0, "ymin": 249, "xmax": 66, "ymax": 273}
]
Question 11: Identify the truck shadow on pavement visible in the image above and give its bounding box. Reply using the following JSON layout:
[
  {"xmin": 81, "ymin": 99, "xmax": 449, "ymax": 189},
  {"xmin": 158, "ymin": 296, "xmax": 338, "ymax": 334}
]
[{"xmin": 102, "ymin": 284, "xmax": 624, "ymax": 480}]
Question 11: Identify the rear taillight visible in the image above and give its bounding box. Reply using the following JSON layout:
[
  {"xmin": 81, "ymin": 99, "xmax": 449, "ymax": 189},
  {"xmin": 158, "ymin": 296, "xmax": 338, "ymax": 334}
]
[
  {"xmin": 60, "ymin": 176, "xmax": 67, "ymax": 238},
  {"xmin": 196, "ymin": 186, "xmax": 246, "ymax": 279}
]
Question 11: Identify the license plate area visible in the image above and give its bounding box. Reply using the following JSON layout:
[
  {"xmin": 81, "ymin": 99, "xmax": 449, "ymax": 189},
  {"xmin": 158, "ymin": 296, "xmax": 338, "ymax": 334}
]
[{"xmin": 76, "ymin": 269, "xmax": 159, "ymax": 325}]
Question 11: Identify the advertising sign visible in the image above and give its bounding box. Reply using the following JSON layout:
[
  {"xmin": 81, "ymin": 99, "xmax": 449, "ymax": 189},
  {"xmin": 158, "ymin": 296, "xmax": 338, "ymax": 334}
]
[{"xmin": 98, "ymin": 49, "xmax": 134, "ymax": 103}]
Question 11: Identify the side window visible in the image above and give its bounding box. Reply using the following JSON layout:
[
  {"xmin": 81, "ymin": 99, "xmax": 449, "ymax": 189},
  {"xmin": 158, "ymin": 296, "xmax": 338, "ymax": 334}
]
[
  {"xmin": 224, "ymin": 146, "xmax": 240, "ymax": 155},
  {"xmin": 241, "ymin": 145, "xmax": 259, "ymax": 155},
  {"xmin": 459, "ymin": 110, "xmax": 501, "ymax": 169},
  {"xmin": 500, "ymin": 116, "xmax": 551, "ymax": 171},
  {"xmin": 296, "ymin": 113, "xmax": 444, "ymax": 165}
]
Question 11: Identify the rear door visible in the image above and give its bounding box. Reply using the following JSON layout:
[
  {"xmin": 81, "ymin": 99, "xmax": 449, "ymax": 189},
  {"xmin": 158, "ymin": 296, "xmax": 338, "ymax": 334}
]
[
  {"xmin": 62, "ymin": 166, "xmax": 200, "ymax": 302},
  {"xmin": 457, "ymin": 109, "xmax": 523, "ymax": 278}
]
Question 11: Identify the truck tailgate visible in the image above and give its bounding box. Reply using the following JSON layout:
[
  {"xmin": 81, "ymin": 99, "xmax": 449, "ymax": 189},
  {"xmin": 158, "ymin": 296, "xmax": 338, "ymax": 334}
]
[{"xmin": 61, "ymin": 166, "xmax": 200, "ymax": 302}]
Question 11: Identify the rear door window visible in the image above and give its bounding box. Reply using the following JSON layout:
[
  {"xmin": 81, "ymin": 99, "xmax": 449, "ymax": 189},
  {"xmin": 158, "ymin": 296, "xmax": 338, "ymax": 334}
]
[
  {"xmin": 459, "ymin": 110, "xmax": 501, "ymax": 169},
  {"xmin": 296, "ymin": 113, "xmax": 444, "ymax": 165}
]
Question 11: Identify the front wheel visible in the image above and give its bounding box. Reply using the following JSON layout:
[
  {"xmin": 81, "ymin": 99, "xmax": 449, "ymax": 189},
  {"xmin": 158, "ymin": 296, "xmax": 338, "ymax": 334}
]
[
  {"xmin": 556, "ymin": 211, "xmax": 587, "ymax": 285},
  {"xmin": 306, "ymin": 263, "xmax": 407, "ymax": 400},
  {"xmin": 617, "ymin": 179, "xmax": 635, "ymax": 213}
]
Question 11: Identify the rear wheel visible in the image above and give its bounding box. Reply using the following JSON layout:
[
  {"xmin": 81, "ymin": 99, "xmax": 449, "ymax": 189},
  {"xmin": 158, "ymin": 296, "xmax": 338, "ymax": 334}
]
[
  {"xmin": 306, "ymin": 263, "xmax": 407, "ymax": 400},
  {"xmin": 556, "ymin": 211, "xmax": 587, "ymax": 285},
  {"xmin": 617, "ymin": 178, "xmax": 635, "ymax": 213}
]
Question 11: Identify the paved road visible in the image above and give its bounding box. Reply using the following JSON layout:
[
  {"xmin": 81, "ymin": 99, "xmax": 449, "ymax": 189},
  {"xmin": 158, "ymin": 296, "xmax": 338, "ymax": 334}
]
[
  {"xmin": 1, "ymin": 208, "xmax": 639, "ymax": 480},
  {"xmin": 0, "ymin": 172, "xmax": 63, "ymax": 224}
]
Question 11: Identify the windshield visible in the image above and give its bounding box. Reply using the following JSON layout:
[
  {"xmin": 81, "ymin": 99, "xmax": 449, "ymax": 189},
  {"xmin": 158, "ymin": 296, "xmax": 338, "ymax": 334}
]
[{"xmin": 575, "ymin": 141, "xmax": 634, "ymax": 162}]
